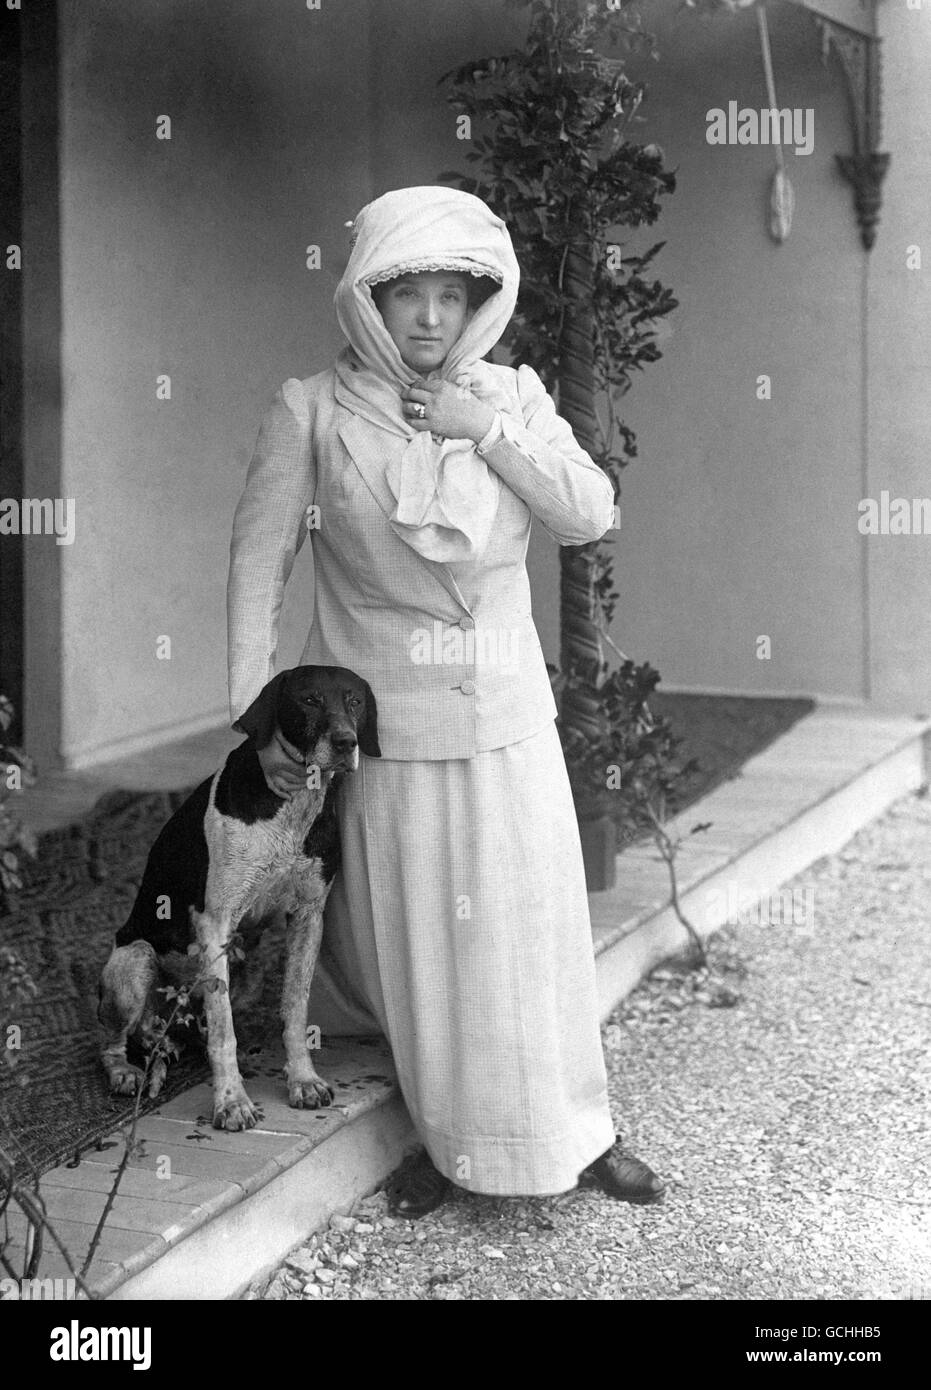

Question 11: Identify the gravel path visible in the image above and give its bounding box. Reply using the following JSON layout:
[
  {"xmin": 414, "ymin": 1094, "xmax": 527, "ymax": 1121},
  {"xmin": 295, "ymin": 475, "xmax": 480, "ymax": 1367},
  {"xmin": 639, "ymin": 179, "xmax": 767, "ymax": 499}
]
[{"xmin": 253, "ymin": 791, "xmax": 931, "ymax": 1301}]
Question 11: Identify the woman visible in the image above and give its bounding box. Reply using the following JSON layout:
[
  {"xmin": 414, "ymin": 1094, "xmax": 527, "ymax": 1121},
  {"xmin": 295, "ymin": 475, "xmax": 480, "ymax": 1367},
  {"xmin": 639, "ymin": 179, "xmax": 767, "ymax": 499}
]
[{"xmin": 228, "ymin": 186, "xmax": 664, "ymax": 1216}]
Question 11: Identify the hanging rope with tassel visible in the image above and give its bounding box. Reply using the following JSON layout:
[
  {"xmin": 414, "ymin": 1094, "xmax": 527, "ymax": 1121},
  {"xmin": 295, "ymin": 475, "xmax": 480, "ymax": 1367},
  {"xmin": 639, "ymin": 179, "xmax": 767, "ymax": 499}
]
[{"xmin": 757, "ymin": 3, "xmax": 794, "ymax": 242}]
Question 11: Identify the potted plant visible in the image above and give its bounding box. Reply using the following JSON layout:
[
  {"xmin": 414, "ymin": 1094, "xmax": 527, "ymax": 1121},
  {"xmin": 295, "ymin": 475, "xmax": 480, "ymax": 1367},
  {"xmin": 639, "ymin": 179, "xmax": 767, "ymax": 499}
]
[{"xmin": 441, "ymin": 0, "xmax": 680, "ymax": 887}]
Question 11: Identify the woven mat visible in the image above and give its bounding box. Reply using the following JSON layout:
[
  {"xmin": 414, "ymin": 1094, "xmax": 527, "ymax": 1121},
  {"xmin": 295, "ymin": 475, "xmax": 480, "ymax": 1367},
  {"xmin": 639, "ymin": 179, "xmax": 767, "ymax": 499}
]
[{"xmin": 0, "ymin": 787, "xmax": 221, "ymax": 1182}]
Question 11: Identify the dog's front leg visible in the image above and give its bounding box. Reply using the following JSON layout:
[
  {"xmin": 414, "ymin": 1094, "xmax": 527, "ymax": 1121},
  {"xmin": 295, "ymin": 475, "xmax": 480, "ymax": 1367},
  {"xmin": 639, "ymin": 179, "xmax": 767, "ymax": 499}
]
[
  {"xmin": 282, "ymin": 900, "xmax": 334, "ymax": 1109},
  {"xmin": 191, "ymin": 906, "xmax": 258, "ymax": 1131}
]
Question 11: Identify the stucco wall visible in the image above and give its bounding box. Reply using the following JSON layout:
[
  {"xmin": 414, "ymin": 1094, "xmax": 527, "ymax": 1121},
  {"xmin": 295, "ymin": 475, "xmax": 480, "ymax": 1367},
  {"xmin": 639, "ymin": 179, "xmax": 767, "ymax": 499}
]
[
  {"xmin": 29, "ymin": 0, "xmax": 931, "ymax": 767},
  {"xmin": 610, "ymin": 0, "xmax": 930, "ymax": 710},
  {"xmin": 47, "ymin": 0, "xmax": 373, "ymax": 764},
  {"xmin": 866, "ymin": 0, "xmax": 931, "ymax": 710},
  {"xmin": 612, "ymin": 0, "xmax": 865, "ymax": 701}
]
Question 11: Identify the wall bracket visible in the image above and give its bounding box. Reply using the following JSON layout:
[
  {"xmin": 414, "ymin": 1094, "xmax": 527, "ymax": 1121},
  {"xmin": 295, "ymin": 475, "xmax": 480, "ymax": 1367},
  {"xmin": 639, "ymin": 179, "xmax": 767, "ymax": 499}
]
[{"xmin": 804, "ymin": 3, "xmax": 889, "ymax": 250}]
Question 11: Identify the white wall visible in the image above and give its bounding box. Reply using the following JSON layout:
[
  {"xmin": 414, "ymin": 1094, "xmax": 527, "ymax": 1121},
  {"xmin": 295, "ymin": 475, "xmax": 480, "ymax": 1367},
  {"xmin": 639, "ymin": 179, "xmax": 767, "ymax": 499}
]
[
  {"xmin": 608, "ymin": 0, "xmax": 931, "ymax": 711},
  {"xmin": 45, "ymin": 0, "xmax": 373, "ymax": 765},
  {"xmin": 611, "ymin": 0, "xmax": 865, "ymax": 702},
  {"xmin": 30, "ymin": 0, "xmax": 931, "ymax": 768},
  {"xmin": 866, "ymin": 0, "xmax": 931, "ymax": 710}
]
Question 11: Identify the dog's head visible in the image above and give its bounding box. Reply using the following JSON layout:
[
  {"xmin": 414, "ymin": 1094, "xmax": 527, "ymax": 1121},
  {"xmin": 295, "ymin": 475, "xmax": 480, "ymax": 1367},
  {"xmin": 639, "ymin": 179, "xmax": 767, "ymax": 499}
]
[{"xmin": 233, "ymin": 665, "xmax": 380, "ymax": 771}]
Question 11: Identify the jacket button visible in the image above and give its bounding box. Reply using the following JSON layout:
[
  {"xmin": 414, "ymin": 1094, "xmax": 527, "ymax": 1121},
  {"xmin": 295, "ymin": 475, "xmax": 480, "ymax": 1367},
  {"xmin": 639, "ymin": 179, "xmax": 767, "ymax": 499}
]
[
  {"xmin": 459, "ymin": 616, "xmax": 475, "ymax": 630},
  {"xmin": 460, "ymin": 679, "xmax": 476, "ymax": 695}
]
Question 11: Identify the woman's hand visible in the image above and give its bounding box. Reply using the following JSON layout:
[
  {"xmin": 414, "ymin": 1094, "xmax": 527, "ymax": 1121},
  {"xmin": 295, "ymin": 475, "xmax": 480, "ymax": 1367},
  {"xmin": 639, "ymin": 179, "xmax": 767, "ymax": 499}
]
[
  {"xmin": 401, "ymin": 380, "xmax": 496, "ymax": 444},
  {"xmin": 256, "ymin": 737, "xmax": 308, "ymax": 799}
]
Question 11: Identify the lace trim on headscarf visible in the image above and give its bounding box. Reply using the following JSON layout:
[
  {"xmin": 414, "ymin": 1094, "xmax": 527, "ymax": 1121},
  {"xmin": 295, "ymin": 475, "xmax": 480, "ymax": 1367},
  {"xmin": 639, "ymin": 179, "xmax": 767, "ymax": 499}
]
[{"xmin": 364, "ymin": 258, "xmax": 503, "ymax": 288}]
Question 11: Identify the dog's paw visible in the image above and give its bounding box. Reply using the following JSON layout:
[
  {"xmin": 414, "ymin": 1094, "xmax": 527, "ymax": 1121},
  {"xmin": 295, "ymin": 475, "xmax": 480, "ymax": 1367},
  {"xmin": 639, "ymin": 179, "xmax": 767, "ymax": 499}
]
[
  {"xmin": 287, "ymin": 1074, "xmax": 334, "ymax": 1110},
  {"xmin": 213, "ymin": 1089, "xmax": 259, "ymax": 1131},
  {"xmin": 107, "ymin": 1063, "xmax": 145, "ymax": 1096}
]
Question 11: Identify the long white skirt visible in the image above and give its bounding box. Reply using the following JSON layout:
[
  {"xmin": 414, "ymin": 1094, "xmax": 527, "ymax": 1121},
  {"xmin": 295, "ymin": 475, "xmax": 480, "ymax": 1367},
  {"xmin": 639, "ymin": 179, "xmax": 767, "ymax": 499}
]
[{"xmin": 309, "ymin": 720, "xmax": 615, "ymax": 1196}]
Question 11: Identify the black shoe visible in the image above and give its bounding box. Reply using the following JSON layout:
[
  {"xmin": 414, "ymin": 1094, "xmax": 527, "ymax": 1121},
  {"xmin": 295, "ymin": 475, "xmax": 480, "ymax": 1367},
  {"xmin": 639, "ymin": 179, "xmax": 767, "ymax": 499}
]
[
  {"xmin": 386, "ymin": 1149, "xmax": 451, "ymax": 1219},
  {"xmin": 583, "ymin": 1139, "xmax": 666, "ymax": 1205}
]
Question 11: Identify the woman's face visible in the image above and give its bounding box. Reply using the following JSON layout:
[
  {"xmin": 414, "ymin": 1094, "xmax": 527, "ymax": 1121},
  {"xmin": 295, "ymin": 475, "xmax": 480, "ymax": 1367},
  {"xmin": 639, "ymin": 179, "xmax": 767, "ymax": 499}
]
[{"xmin": 373, "ymin": 271, "xmax": 472, "ymax": 373}]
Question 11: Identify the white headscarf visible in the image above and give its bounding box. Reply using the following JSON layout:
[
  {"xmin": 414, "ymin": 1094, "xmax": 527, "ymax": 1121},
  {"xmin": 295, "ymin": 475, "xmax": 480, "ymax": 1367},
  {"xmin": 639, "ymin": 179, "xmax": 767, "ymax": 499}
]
[{"xmin": 333, "ymin": 186, "xmax": 520, "ymax": 563}]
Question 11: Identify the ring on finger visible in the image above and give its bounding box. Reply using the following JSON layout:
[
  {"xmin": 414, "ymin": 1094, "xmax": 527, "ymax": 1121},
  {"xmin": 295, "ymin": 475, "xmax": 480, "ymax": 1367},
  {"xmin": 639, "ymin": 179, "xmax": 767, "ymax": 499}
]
[{"xmin": 413, "ymin": 403, "xmax": 427, "ymax": 420}]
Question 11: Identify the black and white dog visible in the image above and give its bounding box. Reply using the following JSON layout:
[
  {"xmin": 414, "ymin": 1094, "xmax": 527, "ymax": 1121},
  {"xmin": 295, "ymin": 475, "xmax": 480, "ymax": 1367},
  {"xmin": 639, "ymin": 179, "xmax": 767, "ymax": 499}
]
[{"xmin": 97, "ymin": 665, "xmax": 380, "ymax": 1131}]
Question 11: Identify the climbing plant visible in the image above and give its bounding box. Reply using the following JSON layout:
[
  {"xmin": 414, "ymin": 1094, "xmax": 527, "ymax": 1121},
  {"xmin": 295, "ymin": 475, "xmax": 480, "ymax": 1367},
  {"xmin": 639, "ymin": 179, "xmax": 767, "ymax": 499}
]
[{"xmin": 440, "ymin": 0, "xmax": 696, "ymax": 881}]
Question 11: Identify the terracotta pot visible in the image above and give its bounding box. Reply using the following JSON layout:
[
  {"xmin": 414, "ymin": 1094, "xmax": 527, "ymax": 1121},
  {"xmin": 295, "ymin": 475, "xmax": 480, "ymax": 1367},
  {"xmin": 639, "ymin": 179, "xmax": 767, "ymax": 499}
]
[{"xmin": 578, "ymin": 813, "xmax": 617, "ymax": 892}]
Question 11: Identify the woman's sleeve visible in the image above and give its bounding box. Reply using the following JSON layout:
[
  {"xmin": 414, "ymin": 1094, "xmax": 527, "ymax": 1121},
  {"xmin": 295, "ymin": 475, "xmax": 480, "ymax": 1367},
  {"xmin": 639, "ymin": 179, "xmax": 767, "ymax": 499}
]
[
  {"xmin": 480, "ymin": 364, "xmax": 616, "ymax": 544},
  {"xmin": 227, "ymin": 378, "xmax": 316, "ymax": 728}
]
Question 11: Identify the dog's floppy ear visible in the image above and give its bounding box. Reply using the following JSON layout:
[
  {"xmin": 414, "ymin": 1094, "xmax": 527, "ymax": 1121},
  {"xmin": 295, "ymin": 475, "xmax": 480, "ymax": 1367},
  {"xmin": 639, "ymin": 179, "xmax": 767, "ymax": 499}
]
[
  {"xmin": 358, "ymin": 679, "xmax": 381, "ymax": 758},
  {"xmin": 232, "ymin": 671, "xmax": 289, "ymax": 749}
]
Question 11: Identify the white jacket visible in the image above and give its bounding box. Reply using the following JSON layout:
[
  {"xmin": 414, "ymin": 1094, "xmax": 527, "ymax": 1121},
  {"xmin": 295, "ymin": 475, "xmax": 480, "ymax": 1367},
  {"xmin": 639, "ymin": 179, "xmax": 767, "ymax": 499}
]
[{"xmin": 228, "ymin": 362, "xmax": 615, "ymax": 759}]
